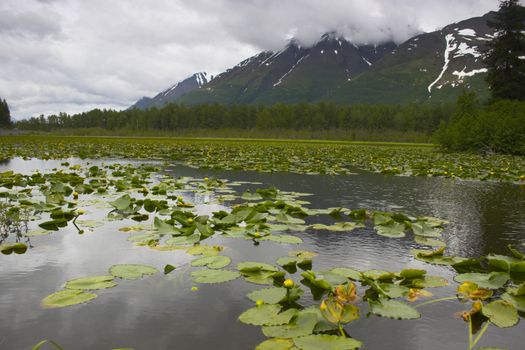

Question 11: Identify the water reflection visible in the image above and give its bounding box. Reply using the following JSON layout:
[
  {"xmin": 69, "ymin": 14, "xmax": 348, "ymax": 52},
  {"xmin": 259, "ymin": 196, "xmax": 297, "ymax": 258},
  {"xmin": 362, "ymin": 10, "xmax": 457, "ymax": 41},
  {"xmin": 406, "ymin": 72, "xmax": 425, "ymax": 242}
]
[{"xmin": 1, "ymin": 159, "xmax": 525, "ymax": 350}]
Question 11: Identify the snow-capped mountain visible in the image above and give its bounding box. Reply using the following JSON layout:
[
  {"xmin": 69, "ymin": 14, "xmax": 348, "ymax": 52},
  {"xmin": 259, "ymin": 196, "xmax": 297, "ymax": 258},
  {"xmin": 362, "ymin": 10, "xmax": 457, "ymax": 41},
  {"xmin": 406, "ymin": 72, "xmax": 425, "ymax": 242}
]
[
  {"xmin": 130, "ymin": 72, "xmax": 210, "ymax": 110},
  {"xmin": 135, "ymin": 10, "xmax": 518, "ymax": 107},
  {"xmin": 325, "ymin": 11, "xmax": 498, "ymax": 104},
  {"xmin": 177, "ymin": 33, "xmax": 396, "ymax": 105}
]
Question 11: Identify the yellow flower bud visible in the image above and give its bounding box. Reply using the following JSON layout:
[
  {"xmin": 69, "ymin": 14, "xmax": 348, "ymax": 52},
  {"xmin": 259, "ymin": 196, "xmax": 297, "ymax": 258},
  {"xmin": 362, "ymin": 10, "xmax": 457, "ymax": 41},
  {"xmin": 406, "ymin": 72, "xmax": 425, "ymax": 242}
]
[
  {"xmin": 77, "ymin": 209, "xmax": 85, "ymax": 215},
  {"xmin": 256, "ymin": 300, "xmax": 264, "ymax": 307},
  {"xmin": 191, "ymin": 286, "xmax": 199, "ymax": 291},
  {"xmin": 283, "ymin": 279, "xmax": 294, "ymax": 288}
]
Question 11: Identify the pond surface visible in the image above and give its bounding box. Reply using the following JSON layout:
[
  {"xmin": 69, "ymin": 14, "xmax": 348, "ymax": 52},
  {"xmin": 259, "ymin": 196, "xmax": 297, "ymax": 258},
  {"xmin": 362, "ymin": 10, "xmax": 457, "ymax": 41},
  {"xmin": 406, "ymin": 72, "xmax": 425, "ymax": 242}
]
[{"xmin": 1, "ymin": 158, "xmax": 525, "ymax": 350}]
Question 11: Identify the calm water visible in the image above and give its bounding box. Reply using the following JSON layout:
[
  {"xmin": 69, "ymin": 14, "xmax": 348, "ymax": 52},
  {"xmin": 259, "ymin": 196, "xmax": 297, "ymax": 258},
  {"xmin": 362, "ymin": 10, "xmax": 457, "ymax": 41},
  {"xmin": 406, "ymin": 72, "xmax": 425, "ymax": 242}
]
[{"xmin": 1, "ymin": 158, "xmax": 525, "ymax": 350}]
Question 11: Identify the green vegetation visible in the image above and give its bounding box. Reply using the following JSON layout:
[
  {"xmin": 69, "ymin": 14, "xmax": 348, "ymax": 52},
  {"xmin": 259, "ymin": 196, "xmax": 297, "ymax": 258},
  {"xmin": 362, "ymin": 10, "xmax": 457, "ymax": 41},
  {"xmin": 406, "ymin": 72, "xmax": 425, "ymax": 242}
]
[
  {"xmin": 0, "ymin": 155, "xmax": 522, "ymax": 349},
  {"xmin": 485, "ymin": 0, "xmax": 525, "ymax": 101},
  {"xmin": 2, "ymin": 135, "xmax": 525, "ymax": 182},
  {"xmin": 15, "ymin": 102, "xmax": 452, "ymax": 140},
  {"xmin": 0, "ymin": 98, "xmax": 11, "ymax": 128},
  {"xmin": 436, "ymin": 92, "xmax": 525, "ymax": 155}
]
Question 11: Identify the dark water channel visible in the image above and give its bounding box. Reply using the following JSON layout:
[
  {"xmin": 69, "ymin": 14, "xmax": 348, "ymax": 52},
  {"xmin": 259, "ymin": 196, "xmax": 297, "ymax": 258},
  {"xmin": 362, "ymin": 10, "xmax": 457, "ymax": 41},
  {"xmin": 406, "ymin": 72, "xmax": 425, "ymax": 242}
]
[{"xmin": 1, "ymin": 158, "xmax": 524, "ymax": 350}]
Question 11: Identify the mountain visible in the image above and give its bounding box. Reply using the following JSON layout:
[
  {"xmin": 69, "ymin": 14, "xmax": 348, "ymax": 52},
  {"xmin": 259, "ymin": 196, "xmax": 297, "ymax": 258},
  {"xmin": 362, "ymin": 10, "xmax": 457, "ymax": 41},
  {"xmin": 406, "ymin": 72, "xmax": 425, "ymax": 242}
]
[
  {"xmin": 130, "ymin": 72, "xmax": 210, "ymax": 110},
  {"xmin": 177, "ymin": 33, "xmax": 397, "ymax": 105},
  {"xmin": 139, "ymin": 11, "xmax": 506, "ymax": 107},
  {"xmin": 325, "ymin": 11, "xmax": 497, "ymax": 104}
]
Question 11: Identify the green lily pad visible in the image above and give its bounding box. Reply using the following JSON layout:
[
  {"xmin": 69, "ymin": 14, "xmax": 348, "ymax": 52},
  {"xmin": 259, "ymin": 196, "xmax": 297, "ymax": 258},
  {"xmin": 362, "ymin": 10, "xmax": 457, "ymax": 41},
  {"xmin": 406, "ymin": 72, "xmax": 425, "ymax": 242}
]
[
  {"xmin": 414, "ymin": 236, "xmax": 446, "ymax": 247},
  {"xmin": 482, "ymin": 300, "xmax": 519, "ymax": 328},
  {"xmin": 375, "ymin": 221, "xmax": 406, "ymax": 238},
  {"xmin": 362, "ymin": 270, "xmax": 395, "ymax": 281},
  {"xmin": 191, "ymin": 255, "xmax": 231, "ymax": 269},
  {"xmin": 31, "ymin": 339, "xmax": 65, "ymax": 350},
  {"xmin": 330, "ymin": 267, "xmax": 362, "ymax": 281},
  {"xmin": 255, "ymin": 338, "xmax": 294, "ymax": 350},
  {"xmin": 310, "ymin": 222, "xmax": 363, "ymax": 232},
  {"xmin": 186, "ymin": 245, "xmax": 222, "ymax": 256},
  {"xmin": 239, "ymin": 304, "xmax": 297, "ymax": 326},
  {"xmin": 239, "ymin": 304, "xmax": 282, "ymax": 326},
  {"xmin": 487, "ymin": 254, "xmax": 525, "ymax": 273},
  {"xmin": 65, "ymin": 275, "xmax": 117, "ymax": 290},
  {"xmin": 109, "ymin": 264, "xmax": 159, "ymax": 280},
  {"xmin": 165, "ymin": 234, "xmax": 201, "ymax": 246},
  {"xmin": 293, "ymin": 334, "xmax": 362, "ymax": 350},
  {"xmin": 237, "ymin": 262, "xmax": 279, "ymax": 273},
  {"xmin": 410, "ymin": 275, "xmax": 449, "ymax": 288},
  {"xmin": 247, "ymin": 287, "xmax": 288, "ymax": 304},
  {"xmin": 191, "ymin": 269, "xmax": 240, "ymax": 284},
  {"xmin": 41, "ymin": 289, "xmax": 97, "ymax": 308},
  {"xmin": 369, "ymin": 299, "xmax": 421, "ymax": 320},
  {"xmin": 262, "ymin": 312, "xmax": 318, "ymax": 338},
  {"xmin": 501, "ymin": 293, "xmax": 525, "ymax": 312},
  {"xmin": 164, "ymin": 264, "xmax": 176, "ymax": 275},
  {"xmin": 109, "ymin": 194, "xmax": 131, "ymax": 210},
  {"xmin": 1, "ymin": 242, "xmax": 28, "ymax": 255},
  {"xmin": 454, "ymin": 272, "xmax": 509, "ymax": 289},
  {"xmin": 411, "ymin": 221, "xmax": 443, "ymax": 238}
]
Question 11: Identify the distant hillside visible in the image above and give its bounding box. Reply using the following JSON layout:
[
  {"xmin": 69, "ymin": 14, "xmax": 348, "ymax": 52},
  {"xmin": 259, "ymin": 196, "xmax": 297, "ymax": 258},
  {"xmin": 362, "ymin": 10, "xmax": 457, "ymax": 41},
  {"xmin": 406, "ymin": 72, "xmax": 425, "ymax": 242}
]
[
  {"xmin": 178, "ymin": 33, "xmax": 396, "ymax": 105},
  {"xmin": 130, "ymin": 72, "xmax": 210, "ymax": 110},
  {"xmin": 136, "ymin": 11, "xmax": 511, "ymax": 107},
  {"xmin": 325, "ymin": 11, "xmax": 497, "ymax": 104}
]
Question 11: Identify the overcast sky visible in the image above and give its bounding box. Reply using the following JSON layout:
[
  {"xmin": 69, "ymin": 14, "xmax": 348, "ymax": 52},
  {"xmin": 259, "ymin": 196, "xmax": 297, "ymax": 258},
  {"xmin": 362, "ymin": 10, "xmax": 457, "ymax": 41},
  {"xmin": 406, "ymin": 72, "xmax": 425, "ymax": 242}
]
[{"xmin": 0, "ymin": 0, "xmax": 501, "ymax": 120}]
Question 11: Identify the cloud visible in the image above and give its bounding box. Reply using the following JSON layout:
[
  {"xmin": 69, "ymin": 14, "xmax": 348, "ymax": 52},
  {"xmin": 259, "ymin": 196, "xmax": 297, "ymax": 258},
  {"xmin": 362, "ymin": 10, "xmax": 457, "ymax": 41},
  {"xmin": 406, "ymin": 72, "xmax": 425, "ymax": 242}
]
[{"xmin": 0, "ymin": 0, "xmax": 500, "ymax": 119}]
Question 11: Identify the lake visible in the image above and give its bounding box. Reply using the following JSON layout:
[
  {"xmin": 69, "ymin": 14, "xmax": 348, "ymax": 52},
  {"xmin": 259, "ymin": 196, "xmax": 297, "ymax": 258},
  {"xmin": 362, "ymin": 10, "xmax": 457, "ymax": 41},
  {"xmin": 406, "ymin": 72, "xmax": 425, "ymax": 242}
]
[{"xmin": 1, "ymin": 157, "xmax": 524, "ymax": 350}]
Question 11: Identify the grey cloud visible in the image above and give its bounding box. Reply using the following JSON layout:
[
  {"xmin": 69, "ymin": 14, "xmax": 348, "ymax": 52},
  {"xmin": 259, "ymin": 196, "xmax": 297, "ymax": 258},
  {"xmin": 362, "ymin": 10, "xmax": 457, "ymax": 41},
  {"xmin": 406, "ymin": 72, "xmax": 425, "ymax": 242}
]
[
  {"xmin": 0, "ymin": 5, "xmax": 62, "ymax": 39},
  {"xmin": 0, "ymin": 0, "xmax": 501, "ymax": 120}
]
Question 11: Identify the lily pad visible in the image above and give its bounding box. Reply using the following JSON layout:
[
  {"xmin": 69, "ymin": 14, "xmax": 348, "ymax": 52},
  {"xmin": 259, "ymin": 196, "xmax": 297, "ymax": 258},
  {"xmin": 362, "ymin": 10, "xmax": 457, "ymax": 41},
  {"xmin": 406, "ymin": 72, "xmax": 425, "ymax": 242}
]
[
  {"xmin": 65, "ymin": 275, "xmax": 117, "ymax": 290},
  {"xmin": 454, "ymin": 272, "xmax": 509, "ymax": 289},
  {"xmin": 482, "ymin": 300, "xmax": 519, "ymax": 328},
  {"xmin": 166, "ymin": 234, "xmax": 200, "ymax": 246},
  {"xmin": 375, "ymin": 221, "xmax": 406, "ymax": 238},
  {"xmin": 262, "ymin": 312, "xmax": 318, "ymax": 338},
  {"xmin": 191, "ymin": 255, "xmax": 231, "ymax": 269},
  {"xmin": 369, "ymin": 299, "xmax": 421, "ymax": 320},
  {"xmin": 237, "ymin": 262, "xmax": 279, "ymax": 273},
  {"xmin": 330, "ymin": 267, "xmax": 362, "ymax": 281},
  {"xmin": 239, "ymin": 304, "xmax": 297, "ymax": 326},
  {"xmin": 191, "ymin": 269, "xmax": 240, "ymax": 284},
  {"xmin": 501, "ymin": 293, "xmax": 525, "ymax": 312},
  {"xmin": 310, "ymin": 222, "xmax": 363, "ymax": 232},
  {"xmin": 247, "ymin": 287, "xmax": 288, "ymax": 304},
  {"xmin": 255, "ymin": 338, "xmax": 294, "ymax": 350},
  {"xmin": 262, "ymin": 235, "xmax": 303, "ymax": 244},
  {"xmin": 41, "ymin": 289, "xmax": 97, "ymax": 308},
  {"xmin": 109, "ymin": 264, "xmax": 159, "ymax": 280},
  {"xmin": 109, "ymin": 194, "xmax": 131, "ymax": 210},
  {"xmin": 293, "ymin": 334, "xmax": 362, "ymax": 350}
]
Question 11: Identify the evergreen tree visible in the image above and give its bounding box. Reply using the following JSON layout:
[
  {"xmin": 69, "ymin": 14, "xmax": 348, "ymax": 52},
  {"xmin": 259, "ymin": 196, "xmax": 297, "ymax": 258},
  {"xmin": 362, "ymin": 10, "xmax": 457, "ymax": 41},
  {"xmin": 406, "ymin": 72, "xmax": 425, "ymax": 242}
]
[
  {"xmin": 0, "ymin": 98, "xmax": 12, "ymax": 127},
  {"xmin": 485, "ymin": 0, "xmax": 525, "ymax": 101}
]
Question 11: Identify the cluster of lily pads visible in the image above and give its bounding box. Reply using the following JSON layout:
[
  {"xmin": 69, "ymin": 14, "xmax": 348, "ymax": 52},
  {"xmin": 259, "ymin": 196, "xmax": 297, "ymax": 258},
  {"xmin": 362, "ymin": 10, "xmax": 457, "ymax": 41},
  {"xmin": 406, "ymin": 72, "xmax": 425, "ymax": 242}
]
[
  {"xmin": 0, "ymin": 158, "xmax": 523, "ymax": 349},
  {"xmin": 2, "ymin": 135, "xmax": 525, "ymax": 182}
]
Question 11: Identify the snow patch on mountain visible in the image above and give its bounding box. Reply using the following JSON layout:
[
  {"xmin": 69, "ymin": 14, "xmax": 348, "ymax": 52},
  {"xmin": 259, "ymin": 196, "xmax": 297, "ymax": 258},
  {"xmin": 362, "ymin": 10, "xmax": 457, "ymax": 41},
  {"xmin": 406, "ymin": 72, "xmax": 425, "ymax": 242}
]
[
  {"xmin": 454, "ymin": 42, "xmax": 481, "ymax": 58},
  {"xmin": 273, "ymin": 55, "xmax": 308, "ymax": 87},
  {"xmin": 458, "ymin": 28, "xmax": 476, "ymax": 36},
  {"xmin": 452, "ymin": 67, "xmax": 488, "ymax": 80},
  {"xmin": 428, "ymin": 34, "xmax": 457, "ymax": 94}
]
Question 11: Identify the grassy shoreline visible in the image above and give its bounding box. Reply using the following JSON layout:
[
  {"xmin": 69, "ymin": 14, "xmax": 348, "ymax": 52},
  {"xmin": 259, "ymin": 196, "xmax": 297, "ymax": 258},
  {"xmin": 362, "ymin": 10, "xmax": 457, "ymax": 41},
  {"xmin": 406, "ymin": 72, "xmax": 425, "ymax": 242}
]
[
  {"xmin": 2, "ymin": 133, "xmax": 435, "ymax": 148},
  {"xmin": 12, "ymin": 127, "xmax": 434, "ymax": 144}
]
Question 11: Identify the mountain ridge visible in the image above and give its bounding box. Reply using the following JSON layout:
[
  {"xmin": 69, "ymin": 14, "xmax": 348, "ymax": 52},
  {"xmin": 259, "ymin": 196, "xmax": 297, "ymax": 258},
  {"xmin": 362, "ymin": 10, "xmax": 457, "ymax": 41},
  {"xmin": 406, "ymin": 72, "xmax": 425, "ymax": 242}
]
[{"xmin": 131, "ymin": 10, "xmax": 509, "ymax": 109}]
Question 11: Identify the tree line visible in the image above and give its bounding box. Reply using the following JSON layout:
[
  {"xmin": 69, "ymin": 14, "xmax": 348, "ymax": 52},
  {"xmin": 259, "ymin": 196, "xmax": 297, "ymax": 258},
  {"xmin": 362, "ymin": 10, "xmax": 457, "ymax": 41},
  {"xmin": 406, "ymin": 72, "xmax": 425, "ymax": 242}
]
[
  {"xmin": 15, "ymin": 102, "xmax": 452, "ymax": 135},
  {"xmin": 437, "ymin": 0, "xmax": 525, "ymax": 155},
  {"xmin": 0, "ymin": 98, "xmax": 11, "ymax": 128}
]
